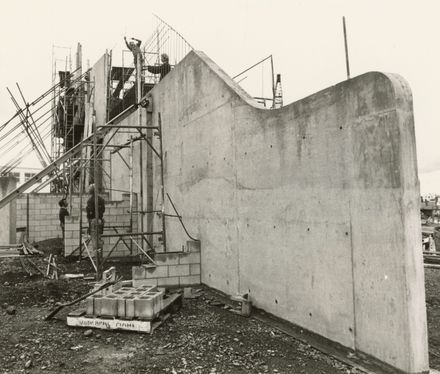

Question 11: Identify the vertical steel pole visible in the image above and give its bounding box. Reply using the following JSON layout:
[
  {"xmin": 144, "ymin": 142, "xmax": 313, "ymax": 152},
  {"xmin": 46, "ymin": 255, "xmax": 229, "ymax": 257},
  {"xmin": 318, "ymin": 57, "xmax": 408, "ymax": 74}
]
[
  {"xmin": 26, "ymin": 194, "xmax": 29, "ymax": 241},
  {"xmin": 129, "ymin": 136, "xmax": 134, "ymax": 254},
  {"xmin": 158, "ymin": 113, "xmax": 167, "ymax": 252},
  {"xmin": 78, "ymin": 142, "xmax": 84, "ymax": 260},
  {"xmin": 136, "ymin": 52, "xmax": 144, "ymax": 250},
  {"xmin": 343, "ymin": 16, "xmax": 351, "ymax": 80},
  {"xmin": 93, "ymin": 114, "xmax": 101, "ymax": 279}
]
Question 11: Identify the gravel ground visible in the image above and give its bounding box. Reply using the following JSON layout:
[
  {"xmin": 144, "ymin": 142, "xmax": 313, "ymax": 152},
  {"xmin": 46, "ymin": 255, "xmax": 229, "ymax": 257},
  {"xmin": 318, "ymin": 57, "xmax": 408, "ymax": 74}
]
[
  {"xmin": 2, "ymin": 243, "xmax": 439, "ymax": 373},
  {"xmin": 0, "ymin": 253, "xmax": 352, "ymax": 374}
]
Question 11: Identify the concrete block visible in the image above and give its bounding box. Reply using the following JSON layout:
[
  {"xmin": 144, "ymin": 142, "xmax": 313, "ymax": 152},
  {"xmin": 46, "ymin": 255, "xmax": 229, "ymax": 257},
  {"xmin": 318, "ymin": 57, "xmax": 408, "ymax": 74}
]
[
  {"xmin": 117, "ymin": 297, "xmax": 126, "ymax": 318},
  {"xmin": 86, "ymin": 297, "xmax": 94, "ymax": 315},
  {"xmin": 136, "ymin": 285, "xmax": 157, "ymax": 293},
  {"xmin": 187, "ymin": 240, "xmax": 200, "ymax": 252},
  {"xmin": 169, "ymin": 264, "xmax": 190, "ymax": 277},
  {"xmin": 134, "ymin": 296, "xmax": 155, "ymax": 319},
  {"xmin": 190, "ymin": 263, "xmax": 201, "ymax": 275},
  {"xmin": 132, "ymin": 266, "xmax": 145, "ymax": 280},
  {"xmin": 133, "ymin": 278, "xmax": 158, "ymax": 287},
  {"xmin": 145, "ymin": 265, "xmax": 168, "ymax": 278},
  {"xmin": 93, "ymin": 296, "xmax": 104, "ymax": 316},
  {"xmin": 154, "ymin": 252, "xmax": 180, "ymax": 265},
  {"xmin": 179, "ymin": 275, "xmax": 201, "ymax": 286},
  {"xmin": 100, "ymin": 295, "xmax": 118, "ymax": 316},
  {"xmin": 125, "ymin": 296, "xmax": 135, "ymax": 319},
  {"xmin": 179, "ymin": 252, "xmax": 201, "ymax": 265},
  {"xmin": 157, "ymin": 277, "xmax": 179, "ymax": 287}
]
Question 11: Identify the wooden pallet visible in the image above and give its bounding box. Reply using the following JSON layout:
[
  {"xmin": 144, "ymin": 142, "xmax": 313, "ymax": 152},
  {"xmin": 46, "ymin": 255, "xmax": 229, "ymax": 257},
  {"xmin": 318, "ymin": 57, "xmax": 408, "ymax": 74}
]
[{"xmin": 66, "ymin": 292, "xmax": 182, "ymax": 333}]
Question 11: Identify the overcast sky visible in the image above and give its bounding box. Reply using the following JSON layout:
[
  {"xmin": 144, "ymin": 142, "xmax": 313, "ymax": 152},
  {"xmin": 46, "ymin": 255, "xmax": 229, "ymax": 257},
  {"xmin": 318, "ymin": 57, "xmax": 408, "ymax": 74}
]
[{"xmin": 1, "ymin": 0, "xmax": 439, "ymax": 193}]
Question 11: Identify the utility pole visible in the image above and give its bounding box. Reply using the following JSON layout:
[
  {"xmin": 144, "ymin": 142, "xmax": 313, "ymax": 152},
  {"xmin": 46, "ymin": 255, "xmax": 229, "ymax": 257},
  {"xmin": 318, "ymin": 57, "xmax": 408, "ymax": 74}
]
[{"xmin": 343, "ymin": 16, "xmax": 351, "ymax": 80}]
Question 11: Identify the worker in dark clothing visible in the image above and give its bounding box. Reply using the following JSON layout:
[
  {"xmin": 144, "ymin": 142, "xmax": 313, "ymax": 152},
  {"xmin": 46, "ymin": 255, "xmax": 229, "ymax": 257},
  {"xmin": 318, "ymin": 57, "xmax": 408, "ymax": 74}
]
[
  {"xmin": 124, "ymin": 36, "xmax": 144, "ymax": 66},
  {"xmin": 58, "ymin": 198, "xmax": 69, "ymax": 239},
  {"xmin": 86, "ymin": 184, "xmax": 105, "ymax": 235},
  {"xmin": 146, "ymin": 53, "xmax": 171, "ymax": 81}
]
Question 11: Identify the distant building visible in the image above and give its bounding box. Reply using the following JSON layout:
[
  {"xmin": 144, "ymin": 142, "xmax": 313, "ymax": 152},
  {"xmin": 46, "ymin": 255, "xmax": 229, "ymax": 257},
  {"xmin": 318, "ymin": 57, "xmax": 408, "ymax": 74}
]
[{"xmin": 2, "ymin": 166, "xmax": 49, "ymax": 192}]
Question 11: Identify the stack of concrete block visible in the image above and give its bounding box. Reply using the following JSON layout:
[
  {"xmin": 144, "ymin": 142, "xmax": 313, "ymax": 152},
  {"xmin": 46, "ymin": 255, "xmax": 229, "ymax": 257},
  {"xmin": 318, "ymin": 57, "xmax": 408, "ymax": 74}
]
[
  {"xmin": 132, "ymin": 242, "xmax": 201, "ymax": 287},
  {"xmin": 86, "ymin": 285, "xmax": 164, "ymax": 320}
]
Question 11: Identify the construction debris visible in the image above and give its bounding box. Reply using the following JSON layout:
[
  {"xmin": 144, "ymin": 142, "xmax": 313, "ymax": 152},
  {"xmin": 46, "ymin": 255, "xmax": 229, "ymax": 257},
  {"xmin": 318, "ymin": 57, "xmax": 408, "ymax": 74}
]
[
  {"xmin": 183, "ymin": 287, "xmax": 202, "ymax": 299},
  {"xmin": 231, "ymin": 294, "xmax": 252, "ymax": 317}
]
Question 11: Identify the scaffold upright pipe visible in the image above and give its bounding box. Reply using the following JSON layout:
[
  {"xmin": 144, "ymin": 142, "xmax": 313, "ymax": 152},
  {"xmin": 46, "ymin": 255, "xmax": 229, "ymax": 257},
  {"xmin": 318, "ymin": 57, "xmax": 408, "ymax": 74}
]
[{"xmin": 136, "ymin": 52, "xmax": 144, "ymax": 251}]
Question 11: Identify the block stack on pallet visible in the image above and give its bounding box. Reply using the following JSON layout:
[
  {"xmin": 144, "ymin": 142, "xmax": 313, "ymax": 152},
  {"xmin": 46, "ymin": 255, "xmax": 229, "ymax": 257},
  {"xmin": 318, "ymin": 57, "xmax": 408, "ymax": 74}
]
[{"xmin": 86, "ymin": 285, "xmax": 164, "ymax": 320}]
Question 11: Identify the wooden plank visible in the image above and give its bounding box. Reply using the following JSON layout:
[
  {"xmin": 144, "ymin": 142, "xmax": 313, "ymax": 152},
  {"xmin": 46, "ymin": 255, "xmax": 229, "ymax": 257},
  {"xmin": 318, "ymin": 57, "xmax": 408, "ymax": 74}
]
[{"xmin": 66, "ymin": 315, "xmax": 152, "ymax": 333}]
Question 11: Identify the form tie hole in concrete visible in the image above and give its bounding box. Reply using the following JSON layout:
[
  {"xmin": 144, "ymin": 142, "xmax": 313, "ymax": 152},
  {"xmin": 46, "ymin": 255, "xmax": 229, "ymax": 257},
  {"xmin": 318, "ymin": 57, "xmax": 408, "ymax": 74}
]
[
  {"xmin": 226, "ymin": 279, "xmax": 229, "ymax": 285},
  {"xmin": 339, "ymin": 126, "xmax": 343, "ymax": 130},
  {"xmin": 270, "ymin": 144, "xmax": 272, "ymax": 148},
  {"xmin": 345, "ymin": 232, "xmax": 349, "ymax": 236},
  {"xmin": 349, "ymin": 327, "xmax": 353, "ymax": 332},
  {"xmin": 244, "ymin": 152, "xmax": 247, "ymax": 155},
  {"xmin": 309, "ymin": 312, "xmax": 312, "ymax": 317},
  {"xmin": 275, "ymin": 299, "xmax": 278, "ymax": 304},
  {"xmin": 302, "ymin": 136, "xmax": 306, "ymax": 140},
  {"xmin": 307, "ymin": 228, "xmax": 310, "ymax": 232},
  {"xmin": 273, "ymin": 225, "xmax": 276, "ymax": 229}
]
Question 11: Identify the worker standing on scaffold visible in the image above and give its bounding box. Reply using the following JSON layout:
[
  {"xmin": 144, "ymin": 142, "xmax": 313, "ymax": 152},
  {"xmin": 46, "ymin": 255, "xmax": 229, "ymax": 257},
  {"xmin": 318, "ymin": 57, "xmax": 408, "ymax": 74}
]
[{"xmin": 124, "ymin": 36, "xmax": 144, "ymax": 67}]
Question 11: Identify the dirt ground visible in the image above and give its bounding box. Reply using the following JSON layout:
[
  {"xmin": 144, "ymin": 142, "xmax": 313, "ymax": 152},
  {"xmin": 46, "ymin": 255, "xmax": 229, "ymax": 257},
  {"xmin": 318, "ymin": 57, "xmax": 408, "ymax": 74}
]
[
  {"xmin": 0, "ymin": 240, "xmax": 437, "ymax": 373},
  {"xmin": 424, "ymin": 268, "xmax": 440, "ymax": 369}
]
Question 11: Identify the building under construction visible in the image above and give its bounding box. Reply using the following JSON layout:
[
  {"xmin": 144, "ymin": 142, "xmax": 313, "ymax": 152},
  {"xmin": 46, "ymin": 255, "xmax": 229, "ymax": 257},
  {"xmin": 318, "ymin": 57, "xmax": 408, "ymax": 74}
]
[{"xmin": 0, "ymin": 17, "xmax": 430, "ymax": 374}]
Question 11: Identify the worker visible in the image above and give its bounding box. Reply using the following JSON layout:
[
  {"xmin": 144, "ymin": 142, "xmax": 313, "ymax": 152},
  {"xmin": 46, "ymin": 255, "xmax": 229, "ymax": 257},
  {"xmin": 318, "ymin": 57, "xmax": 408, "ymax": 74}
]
[
  {"xmin": 58, "ymin": 197, "xmax": 69, "ymax": 239},
  {"xmin": 124, "ymin": 36, "xmax": 144, "ymax": 67},
  {"xmin": 146, "ymin": 53, "xmax": 171, "ymax": 81},
  {"xmin": 86, "ymin": 184, "xmax": 105, "ymax": 235}
]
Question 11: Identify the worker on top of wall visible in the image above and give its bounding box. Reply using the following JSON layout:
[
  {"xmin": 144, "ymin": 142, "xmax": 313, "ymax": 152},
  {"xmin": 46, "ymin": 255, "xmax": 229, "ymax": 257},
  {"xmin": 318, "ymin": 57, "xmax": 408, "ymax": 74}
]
[
  {"xmin": 86, "ymin": 184, "xmax": 105, "ymax": 235},
  {"xmin": 58, "ymin": 197, "xmax": 69, "ymax": 240},
  {"xmin": 124, "ymin": 36, "xmax": 144, "ymax": 67},
  {"xmin": 146, "ymin": 53, "xmax": 171, "ymax": 81}
]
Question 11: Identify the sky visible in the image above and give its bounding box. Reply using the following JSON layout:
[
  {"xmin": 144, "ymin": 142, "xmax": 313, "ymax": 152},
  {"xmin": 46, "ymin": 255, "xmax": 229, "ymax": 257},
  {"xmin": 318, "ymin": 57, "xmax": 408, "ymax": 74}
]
[{"xmin": 0, "ymin": 0, "xmax": 439, "ymax": 194}]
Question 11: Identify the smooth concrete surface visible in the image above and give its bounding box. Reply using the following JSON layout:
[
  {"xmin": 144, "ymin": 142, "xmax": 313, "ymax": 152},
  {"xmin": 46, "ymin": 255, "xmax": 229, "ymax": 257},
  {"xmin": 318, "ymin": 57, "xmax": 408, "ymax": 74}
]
[
  {"xmin": 0, "ymin": 177, "xmax": 17, "ymax": 244},
  {"xmin": 104, "ymin": 50, "xmax": 428, "ymax": 373}
]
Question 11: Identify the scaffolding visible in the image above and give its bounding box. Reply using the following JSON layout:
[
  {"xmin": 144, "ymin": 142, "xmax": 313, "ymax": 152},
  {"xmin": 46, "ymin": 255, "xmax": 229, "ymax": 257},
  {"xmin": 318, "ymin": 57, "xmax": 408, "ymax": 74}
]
[
  {"xmin": 0, "ymin": 15, "xmax": 283, "ymax": 280},
  {"xmin": 0, "ymin": 15, "xmax": 198, "ymax": 279}
]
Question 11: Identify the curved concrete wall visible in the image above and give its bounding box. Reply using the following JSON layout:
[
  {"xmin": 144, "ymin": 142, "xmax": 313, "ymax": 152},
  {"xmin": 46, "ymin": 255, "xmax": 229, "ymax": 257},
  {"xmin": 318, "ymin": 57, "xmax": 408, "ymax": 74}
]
[{"xmin": 111, "ymin": 51, "xmax": 428, "ymax": 372}]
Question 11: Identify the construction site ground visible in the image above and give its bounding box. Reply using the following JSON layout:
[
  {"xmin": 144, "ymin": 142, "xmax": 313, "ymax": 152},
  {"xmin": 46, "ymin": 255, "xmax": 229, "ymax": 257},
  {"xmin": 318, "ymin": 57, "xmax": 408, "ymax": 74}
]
[{"xmin": 0, "ymin": 240, "xmax": 438, "ymax": 374}]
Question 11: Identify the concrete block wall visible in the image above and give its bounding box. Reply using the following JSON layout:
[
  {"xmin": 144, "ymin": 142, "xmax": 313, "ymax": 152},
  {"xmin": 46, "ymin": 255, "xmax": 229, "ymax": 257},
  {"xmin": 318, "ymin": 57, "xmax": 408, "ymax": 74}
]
[
  {"xmin": 64, "ymin": 193, "xmax": 138, "ymax": 257},
  {"xmin": 15, "ymin": 193, "xmax": 81, "ymax": 243},
  {"xmin": 132, "ymin": 242, "xmax": 201, "ymax": 287}
]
